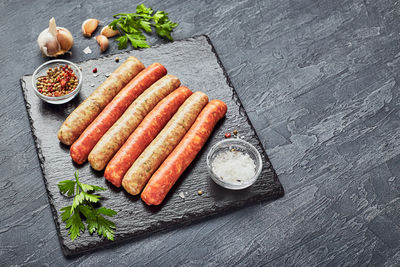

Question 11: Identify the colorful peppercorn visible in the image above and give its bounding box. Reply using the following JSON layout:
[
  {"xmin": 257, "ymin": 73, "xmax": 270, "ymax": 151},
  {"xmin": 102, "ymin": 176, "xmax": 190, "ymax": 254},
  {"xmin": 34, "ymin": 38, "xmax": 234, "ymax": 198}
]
[
  {"xmin": 92, "ymin": 67, "xmax": 98, "ymax": 73},
  {"xmin": 225, "ymin": 132, "xmax": 231, "ymax": 138},
  {"xmin": 36, "ymin": 64, "xmax": 78, "ymax": 97}
]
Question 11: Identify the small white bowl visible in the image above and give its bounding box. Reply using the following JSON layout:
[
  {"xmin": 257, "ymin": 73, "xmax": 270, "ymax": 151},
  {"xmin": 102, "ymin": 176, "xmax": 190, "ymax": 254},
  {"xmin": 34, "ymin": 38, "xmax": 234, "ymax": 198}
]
[
  {"xmin": 32, "ymin": 59, "xmax": 82, "ymax": 104},
  {"xmin": 206, "ymin": 138, "xmax": 262, "ymax": 190}
]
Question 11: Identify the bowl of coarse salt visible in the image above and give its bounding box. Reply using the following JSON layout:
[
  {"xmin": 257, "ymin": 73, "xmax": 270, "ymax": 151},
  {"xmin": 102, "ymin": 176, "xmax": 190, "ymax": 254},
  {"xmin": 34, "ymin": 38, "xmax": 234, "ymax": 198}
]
[{"xmin": 206, "ymin": 138, "xmax": 262, "ymax": 190}]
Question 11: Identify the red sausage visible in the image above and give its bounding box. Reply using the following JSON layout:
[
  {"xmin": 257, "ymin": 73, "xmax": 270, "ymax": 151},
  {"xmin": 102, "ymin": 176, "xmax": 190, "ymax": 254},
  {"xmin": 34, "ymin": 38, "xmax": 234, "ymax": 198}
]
[
  {"xmin": 104, "ymin": 86, "xmax": 193, "ymax": 187},
  {"xmin": 141, "ymin": 99, "xmax": 227, "ymax": 205},
  {"xmin": 70, "ymin": 63, "xmax": 167, "ymax": 164}
]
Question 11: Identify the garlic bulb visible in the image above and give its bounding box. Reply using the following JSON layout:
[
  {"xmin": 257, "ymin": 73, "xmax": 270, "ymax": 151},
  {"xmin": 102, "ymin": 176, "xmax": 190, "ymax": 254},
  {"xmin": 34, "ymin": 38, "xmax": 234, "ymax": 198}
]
[{"xmin": 37, "ymin": 17, "xmax": 74, "ymax": 57}]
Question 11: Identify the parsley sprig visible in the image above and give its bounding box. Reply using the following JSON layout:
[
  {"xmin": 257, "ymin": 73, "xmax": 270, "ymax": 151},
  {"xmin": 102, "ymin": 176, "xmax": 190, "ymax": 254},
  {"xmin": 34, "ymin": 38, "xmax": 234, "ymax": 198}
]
[
  {"xmin": 58, "ymin": 171, "xmax": 117, "ymax": 241},
  {"xmin": 109, "ymin": 4, "xmax": 178, "ymax": 49}
]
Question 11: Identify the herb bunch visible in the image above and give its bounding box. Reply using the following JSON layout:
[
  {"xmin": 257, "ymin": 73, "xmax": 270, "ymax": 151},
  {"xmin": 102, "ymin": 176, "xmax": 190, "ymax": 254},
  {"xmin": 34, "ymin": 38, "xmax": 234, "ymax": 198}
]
[
  {"xmin": 58, "ymin": 171, "xmax": 117, "ymax": 241},
  {"xmin": 109, "ymin": 4, "xmax": 178, "ymax": 49}
]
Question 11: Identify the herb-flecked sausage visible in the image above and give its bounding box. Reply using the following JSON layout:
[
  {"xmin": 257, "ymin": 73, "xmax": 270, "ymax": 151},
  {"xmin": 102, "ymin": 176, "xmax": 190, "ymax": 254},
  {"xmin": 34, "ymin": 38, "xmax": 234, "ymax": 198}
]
[
  {"xmin": 88, "ymin": 75, "xmax": 180, "ymax": 171},
  {"xmin": 70, "ymin": 63, "xmax": 167, "ymax": 164},
  {"xmin": 122, "ymin": 91, "xmax": 209, "ymax": 195},
  {"xmin": 141, "ymin": 99, "xmax": 227, "ymax": 205},
  {"xmin": 58, "ymin": 56, "xmax": 145, "ymax": 145},
  {"xmin": 104, "ymin": 86, "xmax": 192, "ymax": 187}
]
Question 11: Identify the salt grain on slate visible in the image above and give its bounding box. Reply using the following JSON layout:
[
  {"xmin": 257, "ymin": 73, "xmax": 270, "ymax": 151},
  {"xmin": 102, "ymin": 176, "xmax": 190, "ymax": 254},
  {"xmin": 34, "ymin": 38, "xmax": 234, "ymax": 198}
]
[{"xmin": 83, "ymin": 46, "xmax": 92, "ymax": 54}]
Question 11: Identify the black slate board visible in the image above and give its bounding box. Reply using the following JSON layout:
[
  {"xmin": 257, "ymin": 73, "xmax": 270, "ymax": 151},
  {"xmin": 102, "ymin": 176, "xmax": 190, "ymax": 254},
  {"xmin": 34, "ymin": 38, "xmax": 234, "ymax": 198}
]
[{"xmin": 20, "ymin": 35, "xmax": 284, "ymax": 256}]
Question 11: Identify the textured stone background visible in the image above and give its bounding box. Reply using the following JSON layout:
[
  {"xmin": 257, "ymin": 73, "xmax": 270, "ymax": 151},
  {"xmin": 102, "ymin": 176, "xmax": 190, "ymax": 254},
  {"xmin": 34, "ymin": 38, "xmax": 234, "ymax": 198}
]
[{"xmin": 1, "ymin": 0, "xmax": 400, "ymax": 265}]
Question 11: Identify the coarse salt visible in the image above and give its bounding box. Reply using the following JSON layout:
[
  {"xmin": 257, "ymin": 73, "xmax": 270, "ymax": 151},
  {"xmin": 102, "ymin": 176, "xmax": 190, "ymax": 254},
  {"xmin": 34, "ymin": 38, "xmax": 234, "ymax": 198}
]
[
  {"xmin": 83, "ymin": 46, "xmax": 92, "ymax": 54},
  {"xmin": 211, "ymin": 149, "xmax": 256, "ymax": 185}
]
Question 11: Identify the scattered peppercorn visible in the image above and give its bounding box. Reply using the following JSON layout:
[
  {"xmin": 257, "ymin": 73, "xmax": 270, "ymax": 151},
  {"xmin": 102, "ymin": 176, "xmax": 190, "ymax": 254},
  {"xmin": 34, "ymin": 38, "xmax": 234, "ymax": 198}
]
[
  {"xmin": 197, "ymin": 190, "xmax": 203, "ymax": 196},
  {"xmin": 92, "ymin": 67, "xmax": 98, "ymax": 73},
  {"xmin": 233, "ymin": 129, "xmax": 238, "ymax": 135},
  {"xmin": 225, "ymin": 132, "xmax": 231, "ymax": 138},
  {"xmin": 115, "ymin": 57, "xmax": 120, "ymax": 63},
  {"xmin": 36, "ymin": 64, "xmax": 78, "ymax": 97}
]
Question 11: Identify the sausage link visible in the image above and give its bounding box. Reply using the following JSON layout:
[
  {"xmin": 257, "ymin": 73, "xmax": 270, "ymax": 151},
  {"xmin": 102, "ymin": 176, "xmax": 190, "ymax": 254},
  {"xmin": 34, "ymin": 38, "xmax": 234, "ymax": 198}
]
[
  {"xmin": 58, "ymin": 56, "xmax": 145, "ymax": 145},
  {"xmin": 141, "ymin": 100, "xmax": 227, "ymax": 205},
  {"xmin": 104, "ymin": 86, "xmax": 193, "ymax": 187},
  {"xmin": 70, "ymin": 63, "xmax": 167, "ymax": 164},
  {"xmin": 122, "ymin": 91, "xmax": 209, "ymax": 195},
  {"xmin": 88, "ymin": 75, "xmax": 180, "ymax": 171}
]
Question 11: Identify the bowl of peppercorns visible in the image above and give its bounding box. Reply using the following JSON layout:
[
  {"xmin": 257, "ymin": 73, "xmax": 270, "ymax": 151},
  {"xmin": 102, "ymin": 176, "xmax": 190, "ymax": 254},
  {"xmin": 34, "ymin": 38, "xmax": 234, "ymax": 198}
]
[{"xmin": 32, "ymin": 59, "xmax": 82, "ymax": 104}]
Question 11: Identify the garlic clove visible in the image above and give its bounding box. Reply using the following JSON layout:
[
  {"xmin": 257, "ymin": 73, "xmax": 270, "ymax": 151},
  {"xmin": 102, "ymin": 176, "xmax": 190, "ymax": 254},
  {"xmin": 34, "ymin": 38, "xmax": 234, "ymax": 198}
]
[
  {"xmin": 57, "ymin": 28, "xmax": 74, "ymax": 51},
  {"xmin": 96, "ymin": 35, "xmax": 109, "ymax": 53},
  {"xmin": 82, "ymin": 19, "xmax": 99, "ymax": 37},
  {"xmin": 100, "ymin": 26, "xmax": 120, "ymax": 38}
]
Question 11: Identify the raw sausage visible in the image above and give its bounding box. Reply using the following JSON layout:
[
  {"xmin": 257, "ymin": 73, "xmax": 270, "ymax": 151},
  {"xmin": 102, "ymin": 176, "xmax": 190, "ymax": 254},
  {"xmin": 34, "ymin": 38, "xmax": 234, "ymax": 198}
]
[
  {"xmin": 141, "ymin": 100, "xmax": 227, "ymax": 205},
  {"xmin": 88, "ymin": 75, "xmax": 180, "ymax": 171},
  {"xmin": 122, "ymin": 91, "xmax": 209, "ymax": 195},
  {"xmin": 70, "ymin": 63, "xmax": 167, "ymax": 164},
  {"xmin": 104, "ymin": 86, "xmax": 192, "ymax": 187},
  {"xmin": 58, "ymin": 56, "xmax": 145, "ymax": 145}
]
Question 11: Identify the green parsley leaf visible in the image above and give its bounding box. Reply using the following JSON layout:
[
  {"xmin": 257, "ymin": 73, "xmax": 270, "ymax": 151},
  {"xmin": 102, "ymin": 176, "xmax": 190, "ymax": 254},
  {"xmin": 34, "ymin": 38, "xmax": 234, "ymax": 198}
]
[
  {"xmin": 80, "ymin": 182, "xmax": 106, "ymax": 192},
  {"xmin": 152, "ymin": 10, "xmax": 166, "ymax": 24},
  {"xmin": 109, "ymin": 19, "xmax": 120, "ymax": 29},
  {"xmin": 97, "ymin": 207, "xmax": 118, "ymax": 216},
  {"xmin": 96, "ymin": 215, "xmax": 116, "ymax": 241},
  {"xmin": 109, "ymin": 4, "xmax": 178, "ymax": 50},
  {"xmin": 116, "ymin": 35, "xmax": 128, "ymax": 49},
  {"xmin": 60, "ymin": 206, "xmax": 72, "ymax": 222},
  {"xmin": 139, "ymin": 20, "xmax": 152, "ymax": 32},
  {"xmin": 127, "ymin": 33, "xmax": 150, "ymax": 48},
  {"xmin": 136, "ymin": 4, "xmax": 153, "ymax": 15},
  {"xmin": 58, "ymin": 180, "xmax": 76, "ymax": 197},
  {"xmin": 65, "ymin": 210, "xmax": 85, "ymax": 241},
  {"xmin": 59, "ymin": 171, "xmax": 117, "ymax": 241}
]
